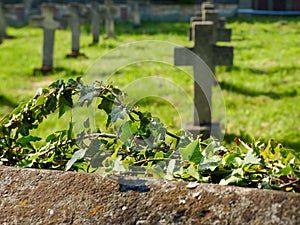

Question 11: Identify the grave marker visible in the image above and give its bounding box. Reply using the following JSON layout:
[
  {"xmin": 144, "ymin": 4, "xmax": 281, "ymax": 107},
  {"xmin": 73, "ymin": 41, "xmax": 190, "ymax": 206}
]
[
  {"xmin": 65, "ymin": 3, "xmax": 83, "ymax": 57},
  {"xmin": 131, "ymin": 0, "xmax": 141, "ymax": 28},
  {"xmin": 29, "ymin": 3, "xmax": 60, "ymax": 74},
  {"xmin": 203, "ymin": 9, "xmax": 231, "ymax": 42},
  {"xmin": 104, "ymin": 0, "xmax": 117, "ymax": 38},
  {"xmin": 189, "ymin": 2, "xmax": 231, "ymax": 42},
  {"xmin": 88, "ymin": 2, "xmax": 105, "ymax": 44},
  {"xmin": 174, "ymin": 21, "xmax": 233, "ymax": 138}
]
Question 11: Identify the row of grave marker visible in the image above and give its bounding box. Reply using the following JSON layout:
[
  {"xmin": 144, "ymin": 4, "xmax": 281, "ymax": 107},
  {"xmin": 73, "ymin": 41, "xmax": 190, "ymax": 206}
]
[
  {"xmin": 1, "ymin": 1, "xmax": 233, "ymax": 139},
  {"xmin": 0, "ymin": 0, "xmax": 141, "ymax": 46},
  {"xmin": 29, "ymin": 0, "xmax": 142, "ymax": 73}
]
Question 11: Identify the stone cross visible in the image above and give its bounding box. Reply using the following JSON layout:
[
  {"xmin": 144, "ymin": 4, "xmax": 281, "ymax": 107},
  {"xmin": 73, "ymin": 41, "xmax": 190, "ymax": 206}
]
[
  {"xmin": 174, "ymin": 21, "xmax": 233, "ymax": 138},
  {"xmin": 189, "ymin": 2, "xmax": 231, "ymax": 42},
  {"xmin": 88, "ymin": 2, "xmax": 105, "ymax": 44},
  {"xmin": 104, "ymin": 0, "xmax": 117, "ymax": 38},
  {"xmin": 131, "ymin": 0, "xmax": 141, "ymax": 28},
  {"xmin": 203, "ymin": 9, "xmax": 231, "ymax": 42},
  {"xmin": 29, "ymin": 3, "xmax": 60, "ymax": 73},
  {"xmin": 65, "ymin": 3, "xmax": 83, "ymax": 57}
]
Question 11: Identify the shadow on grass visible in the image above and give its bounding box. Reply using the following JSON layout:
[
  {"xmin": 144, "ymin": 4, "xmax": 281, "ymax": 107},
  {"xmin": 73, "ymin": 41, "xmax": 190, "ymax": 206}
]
[
  {"xmin": 32, "ymin": 67, "xmax": 83, "ymax": 77},
  {"xmin": 219, "ymin": 80, "xmax": 297, "ymax": 99},
  {"xmin": 221, "ymin": 65, "xmax": 300, "ymax": 76},
  {"xmin": 114, "ymin": 21, "xmax": 189, "ymax": 36},
  {"xmin": 0, "ymin": 95, "xmax": 18, "ymax": 108}
]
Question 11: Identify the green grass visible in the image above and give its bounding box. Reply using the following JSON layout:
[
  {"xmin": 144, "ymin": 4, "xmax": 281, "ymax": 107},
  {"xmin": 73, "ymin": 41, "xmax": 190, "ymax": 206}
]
[{"xmin": 0, "ymin": 18, "xmax": 299, "ymax": 151}]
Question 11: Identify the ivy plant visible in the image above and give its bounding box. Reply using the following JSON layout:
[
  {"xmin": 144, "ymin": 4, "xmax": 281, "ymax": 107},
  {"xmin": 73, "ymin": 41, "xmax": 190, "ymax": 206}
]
[{"xmin": 0, "ymin": 78, "xmax": 299, "ymax": 193}]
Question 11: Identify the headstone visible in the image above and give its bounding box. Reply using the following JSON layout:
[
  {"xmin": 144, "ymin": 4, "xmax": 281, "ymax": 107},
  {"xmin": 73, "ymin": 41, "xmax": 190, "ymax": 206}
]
[
  {"xmin": 3, "ymin": 3, "xmax": 26, "ymax": 27},
  {"xmin": 29, "ymin": 3, "xmax": 60, "ymax": 74},
  {"xmin": 65, "ymin": 3, "xmax": 87, "ymax": 58},
  {"xmin": 104, "ymin": 0, "xmax": 117, "ymax": 38},
  {"xmin": 0, "ymin": 3, "xmax": 5, "ymax": 44},
  {"xmin": 189, "ymin": 2, "xmax": 231, "ymax": 42},
  {"xmin": 174, "ymin": 21, "xmax": 233, "ymax": 138},
  {"xmin": 131, "ymin": 0, "xmax": 141, "ymax": 28},
  {"xmin": 88, "ymin": 2, "xmax": 105, "ymax": 44}
]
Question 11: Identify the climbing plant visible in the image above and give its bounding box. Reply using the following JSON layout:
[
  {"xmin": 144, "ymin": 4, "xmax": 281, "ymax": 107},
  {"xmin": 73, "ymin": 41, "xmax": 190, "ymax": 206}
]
[{"xmin": 0, "ymin": 78, "xmax": 299, "ymax": 192}]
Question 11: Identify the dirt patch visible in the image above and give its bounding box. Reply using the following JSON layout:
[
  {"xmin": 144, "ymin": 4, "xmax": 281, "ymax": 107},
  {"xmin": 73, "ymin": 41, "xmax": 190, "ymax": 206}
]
[{"xmin": 0, "ymin": 166, "xmax": 299, "ymax": 225}]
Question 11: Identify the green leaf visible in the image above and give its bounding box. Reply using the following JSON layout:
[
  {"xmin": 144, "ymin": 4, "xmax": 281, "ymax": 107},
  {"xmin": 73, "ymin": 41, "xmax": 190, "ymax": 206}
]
[
  {"xmin": 65, "ymin": 148, "xmax": 87, "ymax": 171},
  {"xmin": 187, "ymin": 164, "xmax": 200, "ymax": 181},
  {"xmin": 98, "ymin": 98, "xmax": 113, "ymax": 115},
  {"xmin": 46, "ymin": 133, "xmax": 57, "ymax": 142},
  {"xmin": 179, "ymin": 140, "xmax": 203, "ymax": 164},
  {"xmin": 242, "ymin": 148, "xmax": 260, "ymax": 167},
  {"xmin": 154, "ymin": 151, "xmax": 164, "ymax": 158},
  {"xmin": 120, "ymin": 121, "xmax": 137, "ymax": 144},
  {"xmin": 220, "ymin": 168, "xmax": 244, "ymax": 185},
  {"xmin": 58, "ymin": 104, "xmax": 66, "ymax": 118},
  {"xmin": 110, "ymin": 106, "xmax": 126, "ymax": 123},
  {"xmin": 35, "ymin": 95, "xmax": 45, "ymax": 107},
  {"xmin": 45, "ymin": 96, "xmax": 57, "ymax": 112},
  {"xmin": 17, "ymin": 154, "xmax": 39, "ymax": 168},
  {"xmin": 199, "ymin": 155, "xmax": 220, "ymax": 171},
  {"xmin": 16, "ymin": 135, "xmax": 41, "ymax": 145},
  {"xmin": 223, "ymin": 152, "xmax": 241, "ymax": 167}
]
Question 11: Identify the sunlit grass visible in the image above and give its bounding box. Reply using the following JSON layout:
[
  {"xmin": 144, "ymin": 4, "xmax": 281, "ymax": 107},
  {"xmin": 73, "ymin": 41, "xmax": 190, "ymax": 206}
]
[{"xmin": 0, "ymin": 18, "xmax": 299, "ymax": 150}]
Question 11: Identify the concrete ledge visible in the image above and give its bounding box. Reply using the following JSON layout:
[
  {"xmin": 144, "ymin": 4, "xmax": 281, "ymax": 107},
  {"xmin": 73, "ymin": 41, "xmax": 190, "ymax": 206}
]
[{"xmin": 0, "ymin": 166, "xmax": 299, "ymax": 224}]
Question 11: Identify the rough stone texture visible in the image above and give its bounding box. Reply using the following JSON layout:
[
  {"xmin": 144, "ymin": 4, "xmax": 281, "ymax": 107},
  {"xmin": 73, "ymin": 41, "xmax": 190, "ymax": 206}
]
[{"xmin": 0, "ymin": 166, "xmax": 299, "ymax": 225}]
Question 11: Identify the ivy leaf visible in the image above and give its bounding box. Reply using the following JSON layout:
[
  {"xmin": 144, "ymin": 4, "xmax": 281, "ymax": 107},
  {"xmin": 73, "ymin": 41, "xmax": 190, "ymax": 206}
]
[
  {"xmin": 220, "ymin": 168, "xmax": 244, "ymax": 185},
  {"xmin": 242, "ymin": 148, "xmax": 260, "ymax": 167},
  {"xmin": 77, "ymin": 84, "xmax": 98, "ymax": 106},
  {"xmin": 65, "ymin": 148, "xmax": 87, "ymax": 171},
  {"xmin": 110, "ymin": 106, "xmax": 126, "ymax": 123},
  {"xmin": 187, "ymin": 164, "xmax": 201, "ymax": 181},
  {"xmin": 98, "ymin": 97, "xmax": 113, "ymax": 115},
  {"xmin": 17, "ymin": 154, "xmax": 39, "ymax": 168},
  {"xmin": 179, "ymin": 140, "xmax": 203, "ymax": 164},
  {"xmin": 16, "ymin": 135, "xmax": 41, "ymax": 145},
  {"xmin": 154, "ymin": 151, "xmax": 164, "ymax": 158},
  {"xmin": 45, "ymin": 96, "xmax": 57, "ymax": 112},
  {"xmin": 199, "ymin": 155, "xmax": 220, "ymax": 171},
  {"xmin": 35, "ymin": 95, "xmax": 45, "ymax": 107},
  {"xmin": 58, "ymin": 104, "xmax": 66, "ymax": 118},
  {"xmin": 120, "ymin": 121, "xmax": 137, "ymax": 144}
]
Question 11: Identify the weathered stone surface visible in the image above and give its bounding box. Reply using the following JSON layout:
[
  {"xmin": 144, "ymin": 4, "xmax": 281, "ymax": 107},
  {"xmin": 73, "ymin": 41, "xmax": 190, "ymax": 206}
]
[{"xmin": 0, "ymin": 166, "xmax": 299, "ymax": 225}]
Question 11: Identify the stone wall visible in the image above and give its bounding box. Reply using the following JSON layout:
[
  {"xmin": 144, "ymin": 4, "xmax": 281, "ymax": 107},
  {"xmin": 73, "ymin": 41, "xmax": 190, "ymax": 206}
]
[{"xmin": 1, "ymin": 166, "xmax": 299, "ymax": 224}]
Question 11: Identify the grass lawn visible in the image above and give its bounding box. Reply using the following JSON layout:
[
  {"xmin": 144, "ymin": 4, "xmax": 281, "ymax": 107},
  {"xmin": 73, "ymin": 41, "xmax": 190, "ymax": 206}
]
[{"xmin": 0, "ymin": 17, "xmax": 299, "ymax": 151}]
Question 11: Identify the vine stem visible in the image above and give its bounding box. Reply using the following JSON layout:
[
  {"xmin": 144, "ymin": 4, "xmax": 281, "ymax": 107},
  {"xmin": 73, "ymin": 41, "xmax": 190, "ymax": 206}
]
[
  {"xmin": 38, "ymin": 132, "xmax": 118, "ymax": 156},
  {"xmin": 130, "ymin": 109, "xmax": 181, "ymax": 140},
  {"xmin": 132, "ymin": 157, "xmax": 171, "ymax": 166}
]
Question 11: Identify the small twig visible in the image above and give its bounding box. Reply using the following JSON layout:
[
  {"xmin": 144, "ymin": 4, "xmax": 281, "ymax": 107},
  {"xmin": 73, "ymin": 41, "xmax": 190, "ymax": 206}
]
[
  {"xmin": 166, "ymin": 131, "xmax": 180, "ymax": 140},
  {"xmin": 132, "ymin": 157, "xmax": 170, "ymax": 166},
  {"xmin": 269, "ymin": 177, "xmax": 300, "ymax": 190},
  {"xmin": 82, "ymin": 133, "xmax": 118, "ymax": 140}
]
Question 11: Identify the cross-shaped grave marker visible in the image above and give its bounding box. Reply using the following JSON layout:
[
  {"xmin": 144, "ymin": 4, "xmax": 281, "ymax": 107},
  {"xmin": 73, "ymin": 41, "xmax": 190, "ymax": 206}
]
[
  {"xmin": 130, "ymin": 0, "xmax": 141, "ymax": 28},
  {"xmin": 174, "ymin": 21, "xmax": 233, "ymax": 138},
  {"xmin": 65, "ymin": 3, "xmax": 88, "ymax": 58},
  {"xmin": 189, "ymin": 2, "xmax": 231, "ymax": 42},
  {"xmin": 88, "ymin": 2, "xmax": 105, "ymax": 44},
  {"xmin": 29, "ymin": 3, "xmax": 60, "ymax": 74},
  {"xmin": 104, "ymin": 0, "xmax": 117, "ymax": 38}
]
